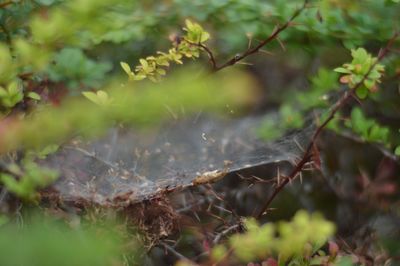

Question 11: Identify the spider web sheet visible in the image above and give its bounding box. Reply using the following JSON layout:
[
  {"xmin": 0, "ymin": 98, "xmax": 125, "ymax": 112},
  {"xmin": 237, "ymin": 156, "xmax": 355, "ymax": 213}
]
[{"xmin": 42, "ymin": 114, "xmax": 314, "ymax": 206}]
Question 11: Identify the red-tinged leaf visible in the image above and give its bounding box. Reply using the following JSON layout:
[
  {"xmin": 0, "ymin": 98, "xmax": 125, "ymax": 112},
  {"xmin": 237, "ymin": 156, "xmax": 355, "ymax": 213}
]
[
  {"xmin": 356, "ymin": 171, "xmax": 371, "ymax": 189},
  {"xmin": 370, "ymin": 85, "xmax": 379, "ymax": 93},
  {"xmin": 376, "ymin": 158, "xmax": 396, "ymax": 181},
  {"xmin": 328, "ymin": 241, "xmax": 339, "ymax": 257},
  {"xmin": 374, "ymin": 183, "xmax": 397, "ymax": 196},
  {"xmin": 262, "ymin": 258, "xmax": 278, "ymax": 266},
  {"xmin": 202, "ymin": 239, "xmax": 210, "ymax": 252},
  {"xmin": 47, "ymin": 84, "xmax": 68, "ymax": 106},
  {"xmin": 340, "ymin": 75, "xmax": 351, "ymax": 84}
]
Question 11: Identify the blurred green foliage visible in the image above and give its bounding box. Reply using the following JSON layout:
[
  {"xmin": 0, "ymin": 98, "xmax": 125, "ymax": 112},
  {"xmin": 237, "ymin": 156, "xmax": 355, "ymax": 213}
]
[
  {"xmin": 211, "ymin": 210, "xmax": 338, "ymax": 265},
  {"xmin": 0, "ymin": 68, "xmax": 255, "ymax": 153},
  {"xmin": 0, "ymin": 158, "xmax": 57, "ymax": 201},
  {"xmin": 0, "ymin": 215, "xmax": 131, "ymax": 266},
  {"xmin": 47, "ymin": 47, "xmax": 112, "ymax": 89},
  {"xmin": 345, "ymin": 107, "xmax": 390, "ymax": 145},
  {"xmin": 257, "ymin": 67, "xmax": 339, "ymax": 140},
  {"xmin": 0, "ymin": 80, "xmax": 23, "ymax": 110}
]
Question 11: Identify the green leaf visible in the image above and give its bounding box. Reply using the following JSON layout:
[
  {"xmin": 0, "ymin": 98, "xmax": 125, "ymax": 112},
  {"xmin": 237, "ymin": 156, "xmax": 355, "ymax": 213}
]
[
  {"xmin": 35, "ymin": 144, "xmax": 59, "ymax": 159},
  {"xmin": 368, "ymin": 71, "xmax": 381, "ymax": 80},
  {"xmin": 47, "ymin": 48, "xmax": 111, "ymax": 89},
  {"xmin": 82, "ymin": 90, "xmax": 112, "ymax": 107},
  {"xmin": 333, "ymin": 67, "xmax": 351, "ymax": 74},
  {"xmin": 395, "ymin": 146, "xmax": 400, "ymax": 156},
  {"xmin": 96, "ymin": 90, "xmax": 109, "ymax": 102},
  {"xmin": 120, "ymin": 62, "xmax": 132, "ymax": 75},
  {"xmin": 27, "ymin": 92, "xmax": 41, "ymax": 101},
  {"xmin": 133, "ymin": 74, "xmax": 146, "ymax": 81},
  {"xmin": 156, "ymin": 68, "xmax": 166, "ymax": 75},
  {"xmin": 82, "ymin": 91, "xmax": 98, "ymax": 104},
  {"xmin": 369, "ymin": 125, "xmax": 388, "ymax": 143},
  {"xmin": 139, "ymin": 59, "xmax": 149, "ymax": 69},
  {"xmin": 356, "ymin": 86, "xmax": 368, "ymax": 99},
  {"xmin": 0, "ymin": 81, "xmax": 24, "ymax": 108},
  {"xmin": 185, "ymin": 19, "xmax": 195, "ymax": 31},
  {"xmin": 200, "ymin": 31, "xmax": 210, "ymax": 42},
  {"xmin": 351, "ymin": 108, "xmax": 370, "ymax": 134},
  {"xmin": 363, "ymin": 79, "xmax": 374, "ymax": 90},
  {"xmin": 351, "ymin": 48, "xmax": 368, "ymax": 63}
]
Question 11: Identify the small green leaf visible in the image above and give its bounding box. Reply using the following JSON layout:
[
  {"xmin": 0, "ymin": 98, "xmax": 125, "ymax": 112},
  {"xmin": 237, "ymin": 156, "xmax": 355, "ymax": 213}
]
[
  {"xmin": 356, "ymin": 87, "xmax": 368, "ymax": 99},
  {"xmin": 185, "ymin": 19, "xmax": 195, "ymax": 31},
  {"xmin": 97, "ymin": 90, "xmax": 109, "ymax": 101},
  {"xmin": 351, "ymin": 48, "xmax": 368, "ymax": 63},
  {"xmin": 120, "ymin": 62, "xmax": 132, "ymax": 75},
  {"xmin": 363, "ymin": 79, "xmax": 374, "ymax": 90},
  {"xmin": 139, "ymin": 59, "xmax": 148, "ymax": 68},
  {"xmin": 82, "ymin": 91, "xmax": 98, "ymax": 103},
  {"xmin": 156, "ymin": 68, "xmax": 166, "ymax": 75},
  {"xmin": 395, "ymin": 146, "xmax": 400, "ymax": 156},
  {"xmin": 82, "ymin": 90, "xmax": 112, "ymax": 106},
  {"xmin": 8, "ymin": 81, "xmax": 19, "ymax": 94},
  {"xmin": 27, "ymin": 92, "xmax": 41, "ymax": 101},
  {"xmin": 333, "ymin": 67, "xmax": 351, "ymax": 74},
  {"xmin": 200, "ymin": 31, "xmax": 210, "ymax": 42},
  {"xmin": 133, "ymin": 74, "xmax": 146, "ymax": 81},
  {"xmin": 35, "ymin": 144, "xmax": 59, "ymax": 159}
]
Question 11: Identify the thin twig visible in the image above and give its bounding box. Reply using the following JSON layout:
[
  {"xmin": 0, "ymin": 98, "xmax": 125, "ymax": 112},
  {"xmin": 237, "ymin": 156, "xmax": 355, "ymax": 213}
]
[
  {"xmin": 161, "ymin": 242, "xmax": 192, "ymax": 262},
  {"xmin": 0, "ymin": 160, "xmax": 23, "ymax": 179},
  {"xmin": 0, "ymin": 187, "xmax": 8, "ymax": 206},
  {"xmin": 186, "ymin": 0, "xmax": 308, "ymax": 72},
  {"xmin": 184, "ymin": 39, "xmax": 218, "ymax": 69},
  {"xmin": 63, "ymin": 146, "xmax": 119, "ymax": 170},
  {"xmin": 213, "ymin": 224, "xmax": 240, "ymax": 244},
  {"xmin": 212, "ymin": 0, "xmax": 309, "ymax": 72},
  {"xmin": 256, "ymin": 32, "xmax": 399, "ymax": 219}
]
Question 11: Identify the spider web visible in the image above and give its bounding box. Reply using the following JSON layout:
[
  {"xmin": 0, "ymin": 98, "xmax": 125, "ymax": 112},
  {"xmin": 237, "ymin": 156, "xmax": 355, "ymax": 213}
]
[{"xmin": 42, "ymin": 113, "xmax": 315, "ymax": 206}]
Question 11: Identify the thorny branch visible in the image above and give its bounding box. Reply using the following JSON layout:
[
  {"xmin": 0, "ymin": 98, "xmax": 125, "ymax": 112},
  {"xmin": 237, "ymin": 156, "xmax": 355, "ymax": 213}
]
[
  {"xmin": 256, "ymin": 32, "xmax": 399, "ymax": 219},
  {"xmin": 161, "ymin": 242, "xmax": 191, "ymax": 262},
  {"xmin": 193, "ymin": 0, "xmax": 309, "ymax": 72}
]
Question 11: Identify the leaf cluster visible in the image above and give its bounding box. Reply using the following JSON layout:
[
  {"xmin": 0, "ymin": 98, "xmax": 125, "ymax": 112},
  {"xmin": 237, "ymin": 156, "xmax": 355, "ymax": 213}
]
[
  {"xmin": 120, "ymin": 20, "xmax": 210, "ymax": 82},
  {"xmin": 334, "ymin": 48, "xmax": 384, "ymax": 99},
  {"xmin": 211, "ymin": 210, "xmax": 337, "ymax": 265},
  {"xmin": 345, "ymin": 107, "xmax": 390, "ymax": 145},
  {"xmin": 0, "ymin": 158, "xmax": 58, "ymax": 201}
]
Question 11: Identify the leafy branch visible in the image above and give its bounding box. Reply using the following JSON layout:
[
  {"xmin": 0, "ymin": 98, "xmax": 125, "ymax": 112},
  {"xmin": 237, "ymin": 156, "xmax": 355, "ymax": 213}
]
[
  {"xmin": 256, "ymin": 32, "xmax": 399, "ymax": 219},
  {"xmin": 120, "ymin": 20, "xmax": 210, "ymax": 82}
]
